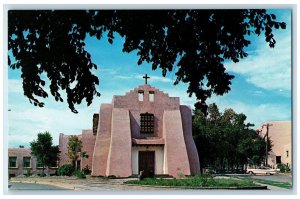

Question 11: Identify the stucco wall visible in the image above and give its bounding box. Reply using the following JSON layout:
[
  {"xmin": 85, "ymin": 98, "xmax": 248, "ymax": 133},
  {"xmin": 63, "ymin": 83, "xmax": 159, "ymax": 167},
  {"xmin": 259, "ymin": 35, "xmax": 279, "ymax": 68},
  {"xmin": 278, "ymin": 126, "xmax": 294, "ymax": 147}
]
[
  {"xmin": 259, "ymin": 121, "xmax": 291, "ymax": 167},
  {"xmin": 163, "ymin": 110, "xmax": 191, "ymax": 177},
  {"xmin": 59, "ymin": 133, "xmax": 82, "ymax": 166},
  {"xmin": 131, "ymin": 146, "xmax": 164, "ymax": 175},
  {"xmin": 8, "ymin": 148, "xmax": 57, "ymax": 177},
  {"xmin": 81, "ymin": 129, "xmax": 96, "ymax": 170},
  {"xmin": 92, "ymin": 104, "xmax": 113, "ymax": 176},
  {"xmin": 112, "ymin": 84, "xmax": 180, "ymax": 139},
  {"xmin": 180, "ymin": 105, "xmax": 200, "ymax": 175},
  {"xmin": 106, "ymin": 108, "xmax": 132, "ymax": 177}
]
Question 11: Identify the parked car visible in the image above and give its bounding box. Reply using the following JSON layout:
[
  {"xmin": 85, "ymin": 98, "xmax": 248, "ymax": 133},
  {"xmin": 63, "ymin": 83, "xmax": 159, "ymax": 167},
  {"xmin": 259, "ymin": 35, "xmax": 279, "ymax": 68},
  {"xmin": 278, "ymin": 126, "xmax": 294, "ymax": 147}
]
[{"xmin": 247, "ymin": 166, "xmax": 280, "ymax": 175}]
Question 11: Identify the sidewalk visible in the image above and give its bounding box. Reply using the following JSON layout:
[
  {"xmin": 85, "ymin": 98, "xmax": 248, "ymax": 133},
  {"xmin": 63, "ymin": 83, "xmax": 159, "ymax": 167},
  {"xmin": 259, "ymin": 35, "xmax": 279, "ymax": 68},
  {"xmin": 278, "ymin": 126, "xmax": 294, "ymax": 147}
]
[{"xmin": 9, "ymin": 176, "xmax": 175, "ymax": 191}]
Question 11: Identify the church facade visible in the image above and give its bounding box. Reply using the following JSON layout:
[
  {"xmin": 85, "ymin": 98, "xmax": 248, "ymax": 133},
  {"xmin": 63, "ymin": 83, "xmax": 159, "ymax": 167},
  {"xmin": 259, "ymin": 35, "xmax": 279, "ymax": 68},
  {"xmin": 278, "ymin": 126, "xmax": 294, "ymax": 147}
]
[{"xmin": 89, "ymin": 83, "xmax": 200, "ymax": 177}]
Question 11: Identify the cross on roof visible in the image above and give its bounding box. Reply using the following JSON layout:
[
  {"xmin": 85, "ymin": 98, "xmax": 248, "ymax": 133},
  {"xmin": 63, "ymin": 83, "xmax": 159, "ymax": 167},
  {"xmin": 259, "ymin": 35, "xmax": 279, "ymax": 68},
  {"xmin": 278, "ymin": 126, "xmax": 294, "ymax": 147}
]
[{"xmin": 143, "ymin": 74, "xmax": 150, "ymax": 84}]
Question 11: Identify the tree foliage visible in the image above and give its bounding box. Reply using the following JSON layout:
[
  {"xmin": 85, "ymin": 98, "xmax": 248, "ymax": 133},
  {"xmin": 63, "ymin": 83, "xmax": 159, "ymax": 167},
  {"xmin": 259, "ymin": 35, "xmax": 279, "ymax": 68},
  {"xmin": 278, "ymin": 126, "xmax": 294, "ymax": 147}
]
[
  {"xmin": 8, "ymin": 10, "xmax": 286, "ymax": 113},
  {"xmin": 193, "ymin": 103, "xmax": 272, "ymax": 173},
  {"xmin": 67, "ymin": 135, "xmax": 83, "ymax": 168},
  {"xmin": 30, "ymin": 131, "xmax": 60, "ymax": 174}
]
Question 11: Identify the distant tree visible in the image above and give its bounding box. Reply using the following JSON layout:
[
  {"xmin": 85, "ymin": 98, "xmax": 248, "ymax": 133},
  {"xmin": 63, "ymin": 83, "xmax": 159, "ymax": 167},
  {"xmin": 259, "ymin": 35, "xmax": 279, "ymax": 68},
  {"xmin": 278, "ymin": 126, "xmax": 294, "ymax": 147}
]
[
  {"xmin": 8, "ymin": 10, "xmax": 286, "ymax": 113},
  {"xmin": 30, "ymin": 131, "xmax": 60, "ymax": 175},
  {"xmin": 67, "ymin": 135, "xmax": 82, "ymax": 169},
  {"xmin": 193, "ymin": 103, "xmax": 272, "ymax": 173},
  {"xmin": 19, "ymin": 145, "xmax": 24, "ymax": 148}
]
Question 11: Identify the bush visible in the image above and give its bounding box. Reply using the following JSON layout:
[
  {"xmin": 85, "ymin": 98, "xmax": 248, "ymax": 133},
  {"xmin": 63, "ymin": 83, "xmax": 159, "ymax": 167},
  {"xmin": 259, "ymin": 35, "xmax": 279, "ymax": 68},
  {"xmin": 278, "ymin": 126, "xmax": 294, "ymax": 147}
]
[
  {"xmin": 57, "ymin": 164, "xmax": 75, "ymax": 176},
  {"xmin": 82, "ymin": 165, "xmax": 91, "ymax": 175},
  {"xmin": 24, "ymin": 168, "xmax": 32, "ymax": 177},
  {"xmin": 73, "ymin": 170, "xmax": 86, "ymax": 179},
  {"xmin": 38, "ymin": 172, "xmax": 46, "ymax": 177},
  {"xmin": 277, "ymin": 163, "xmax": 291, "ymax": 173}
]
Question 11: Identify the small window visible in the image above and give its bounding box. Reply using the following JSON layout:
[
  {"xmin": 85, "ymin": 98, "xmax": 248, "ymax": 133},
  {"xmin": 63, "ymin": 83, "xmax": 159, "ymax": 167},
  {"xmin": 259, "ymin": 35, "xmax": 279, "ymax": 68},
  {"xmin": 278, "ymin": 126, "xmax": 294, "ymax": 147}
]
[
  {"xmin": 149, "ymin": 91, "xmax": 154, "ymax": 102},
  {"xmin": 9, "ymin": 157, "xmax": 17, "ymax": 168},
  {"xmin": 23, "ymin": 157, "xmax": 31, "ymax": 168},
  {"xmin": 140, "ymin": 113, "xmax": 154, "ymax": 134},
  {"xmin": 36, "ymin": 161, "xmax": 43, "ymax": 168},
  {"xmin": 50, "ymin": 160, "xmax": 59, "ymax": 168},
  {"xmin": 138, "ymin": 91, "xmax": 144, "ymax": 101}
]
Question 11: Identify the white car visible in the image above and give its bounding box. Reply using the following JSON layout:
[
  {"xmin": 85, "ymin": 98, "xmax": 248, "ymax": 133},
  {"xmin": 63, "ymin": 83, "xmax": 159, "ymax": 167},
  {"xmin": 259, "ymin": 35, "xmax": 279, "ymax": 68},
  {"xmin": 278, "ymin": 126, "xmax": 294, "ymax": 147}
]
[{"xmin": 247, "ymin": 166, "xmax": 280, "ymax": 175}]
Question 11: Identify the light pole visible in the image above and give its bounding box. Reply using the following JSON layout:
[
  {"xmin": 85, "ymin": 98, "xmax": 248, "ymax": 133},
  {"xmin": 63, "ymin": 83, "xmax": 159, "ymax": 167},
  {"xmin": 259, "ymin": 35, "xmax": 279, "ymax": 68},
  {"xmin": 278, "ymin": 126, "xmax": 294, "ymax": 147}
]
[{"xmin": 262, "ymin": 123, "xmax": 273, "ymax": 166}]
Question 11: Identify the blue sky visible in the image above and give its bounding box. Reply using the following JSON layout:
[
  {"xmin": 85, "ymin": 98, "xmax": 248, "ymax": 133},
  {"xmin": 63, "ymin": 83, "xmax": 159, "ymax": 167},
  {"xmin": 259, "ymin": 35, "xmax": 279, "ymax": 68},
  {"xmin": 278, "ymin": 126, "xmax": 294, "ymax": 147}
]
[{"xmin": 7, "ymin": 9, "xmax": 291, "ymax": 148}]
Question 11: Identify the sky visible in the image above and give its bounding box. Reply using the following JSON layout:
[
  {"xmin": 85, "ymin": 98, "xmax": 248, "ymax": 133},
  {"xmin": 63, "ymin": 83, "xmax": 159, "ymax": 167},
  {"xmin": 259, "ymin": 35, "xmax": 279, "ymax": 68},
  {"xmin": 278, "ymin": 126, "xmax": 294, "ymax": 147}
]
[{"xmin": 7, "ymin": 9, "xmax": 292, "ymax": 148}]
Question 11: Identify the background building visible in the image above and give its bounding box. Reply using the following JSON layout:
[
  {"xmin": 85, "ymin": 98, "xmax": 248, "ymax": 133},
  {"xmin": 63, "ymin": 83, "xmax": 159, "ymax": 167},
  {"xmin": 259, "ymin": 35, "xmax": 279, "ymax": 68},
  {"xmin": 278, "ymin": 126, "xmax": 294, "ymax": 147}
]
[
  {"xmin": 258, "ymin": 121, "xmax": 291, "ymax": 169},
  {"xmin": 8, "ymin": 148, "xmax": 58, "ymax": 178}
]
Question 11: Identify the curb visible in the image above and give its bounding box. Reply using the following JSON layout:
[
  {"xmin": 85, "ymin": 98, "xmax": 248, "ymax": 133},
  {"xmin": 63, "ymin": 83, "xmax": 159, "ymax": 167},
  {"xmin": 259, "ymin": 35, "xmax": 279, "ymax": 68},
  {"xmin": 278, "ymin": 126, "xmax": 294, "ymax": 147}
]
[
  {"xmin": 124, "ymin": 183, "xmax": 268, "ymax": 190},
  {"xmin": 10, "ymin": 180, "xmax": 75, "ymax": 190}
]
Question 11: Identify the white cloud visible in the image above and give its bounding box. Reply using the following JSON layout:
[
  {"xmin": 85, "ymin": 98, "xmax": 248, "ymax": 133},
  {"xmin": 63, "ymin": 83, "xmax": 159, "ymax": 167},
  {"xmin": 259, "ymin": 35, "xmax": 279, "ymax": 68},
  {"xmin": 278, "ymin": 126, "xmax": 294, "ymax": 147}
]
[
  {"xmin": 114, "ymin": 75, "xmax": 133, "ymax": 79},
  {"xmin": 8, "ymin": 79, "xmax": 23, "ymax": 93},
  {"xmin": 113, "ymin": 73, "xmax": 173, "ymax": 84},
  {"xmin": 225, "ymin": 28, "xmax": 291, "ymax": 91},
  {"xmin": 7, "ymin": 103, "xmax": 101, "ymax": 147},
  {"xmin": 145, "ymin": 75, "xmax": 172, "ymax": 83}
]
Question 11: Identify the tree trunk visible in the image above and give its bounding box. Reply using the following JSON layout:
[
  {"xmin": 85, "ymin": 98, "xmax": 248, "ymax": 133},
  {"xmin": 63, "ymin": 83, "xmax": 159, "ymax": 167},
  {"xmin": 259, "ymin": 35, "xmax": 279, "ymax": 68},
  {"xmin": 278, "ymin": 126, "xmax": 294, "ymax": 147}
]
[{"xmin": 72, "ymin": 160, "xmax": 76, "ymax": 169}]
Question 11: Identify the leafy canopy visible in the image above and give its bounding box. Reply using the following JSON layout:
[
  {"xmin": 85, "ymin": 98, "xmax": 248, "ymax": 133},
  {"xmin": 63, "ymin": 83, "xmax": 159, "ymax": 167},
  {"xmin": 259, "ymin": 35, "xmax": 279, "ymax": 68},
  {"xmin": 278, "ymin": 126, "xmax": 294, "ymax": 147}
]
[
  {"xmin": 8, "ymin": 10, "xmax": 286, "ymax": 113},
  {"xmin": 67, "ymin": 135, "xmax": 83, "ymax": 167},
  {"xmin": 30, "ymin": 131, "xmax": 60, "ymax": 170},
  {"xmin": 193, "ymin": 103, "xmax": 272, "ymax": 173}
]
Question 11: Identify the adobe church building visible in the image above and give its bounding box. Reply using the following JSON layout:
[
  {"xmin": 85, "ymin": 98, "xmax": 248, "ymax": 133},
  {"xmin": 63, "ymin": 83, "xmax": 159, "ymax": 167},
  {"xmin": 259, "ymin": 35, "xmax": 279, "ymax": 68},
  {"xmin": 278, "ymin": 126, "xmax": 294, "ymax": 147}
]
[
  {"xmin": 257, "ymin": 121, "xmax": 291, "ymax": 169},
  {"xmin": 59, "ymin": 78, "xmax": 200, "ymax": 178}
]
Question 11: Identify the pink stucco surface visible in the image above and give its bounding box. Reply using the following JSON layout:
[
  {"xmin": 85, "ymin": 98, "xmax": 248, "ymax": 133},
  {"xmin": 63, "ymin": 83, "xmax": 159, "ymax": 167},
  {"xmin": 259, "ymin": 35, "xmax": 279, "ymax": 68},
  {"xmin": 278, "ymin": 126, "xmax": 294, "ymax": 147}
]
[
  {"xmin": 132, "ymin": 138, "xmax": 165, "ymax": 145},
  {"xmin": 180, "ymin": 105, "xmax": 200, "ymax": 175},
  {"xmin": 81, "ymin": 129, "xmax": 96, "ymax": 170},
  {"xmin": 59, "ymin": 133, "xmax": 83, "ymax": 166},
  {"xmin": 8, "ymin": 148, "xmax": 57, "ymax": 176},
  {"xmin": 258, "ymin": 121, "xmax": 291, "ymax": 167},
  {"xmin": 106, "ymin": 108, "xmax": 132, "ymax": 177},
  {"xmin": 163, "ymin": 110, "xmax": 191, "ymax": 177},
  {"xmin": 59, "ymin": 133, "xmax": 70, "ymax": 166},
  {"xmin": 92, "ymin": 104, "xmax": 113, "ymax": 176},
  {"xmin": 113, "ymin": 84, "xmax": 180, "ymax": 139}
]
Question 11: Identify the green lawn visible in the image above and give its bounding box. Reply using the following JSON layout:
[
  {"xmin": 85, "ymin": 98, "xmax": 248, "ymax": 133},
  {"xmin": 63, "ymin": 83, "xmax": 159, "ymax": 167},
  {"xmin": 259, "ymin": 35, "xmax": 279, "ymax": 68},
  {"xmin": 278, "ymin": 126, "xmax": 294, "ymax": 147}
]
[
  {"xmin": 249, "ymin": 178, "xmax": 292, "ymax": 189},
  {"xmin": 125, "ymin": 176, "xmax": 262, "ymax": 188}
]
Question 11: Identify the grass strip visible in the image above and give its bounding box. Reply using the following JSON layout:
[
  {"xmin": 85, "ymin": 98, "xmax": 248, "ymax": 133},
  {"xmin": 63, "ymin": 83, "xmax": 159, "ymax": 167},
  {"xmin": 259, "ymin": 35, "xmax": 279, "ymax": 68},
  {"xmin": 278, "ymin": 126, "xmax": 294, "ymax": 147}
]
[
  {"xmin": 250, "ymin": 179, "xmax": 292, "ymax": 189},
  {"xmin": 125, "ymin": 176, "xmax": 260, "ymax": 188}
]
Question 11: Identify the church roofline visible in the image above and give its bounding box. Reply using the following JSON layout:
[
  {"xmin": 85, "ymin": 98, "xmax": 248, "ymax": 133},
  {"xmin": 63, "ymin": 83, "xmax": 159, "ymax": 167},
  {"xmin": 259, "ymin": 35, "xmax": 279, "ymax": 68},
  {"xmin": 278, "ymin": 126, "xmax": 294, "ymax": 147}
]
[{"xmin": 112, "ymin": 84, "xmax": 176, "ymax": 99}]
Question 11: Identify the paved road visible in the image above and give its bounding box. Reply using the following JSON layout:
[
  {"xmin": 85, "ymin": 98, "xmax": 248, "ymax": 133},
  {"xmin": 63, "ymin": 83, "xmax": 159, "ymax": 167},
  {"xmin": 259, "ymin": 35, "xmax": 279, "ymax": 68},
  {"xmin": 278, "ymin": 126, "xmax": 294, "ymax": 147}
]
[
  {"xmin": 9, "ymin": 175, "xmax": 292, "ymax": 191},
  {"xmin": 236, "ymin": 174, "xmax": 292, "ymax": 184},
  {"xmin": 9, "ymin": 182, "xmax": 69, "ymax": 190},
  {"xmin": 225, "ymin": 174, "xmax": 292, "ymax": 190}
]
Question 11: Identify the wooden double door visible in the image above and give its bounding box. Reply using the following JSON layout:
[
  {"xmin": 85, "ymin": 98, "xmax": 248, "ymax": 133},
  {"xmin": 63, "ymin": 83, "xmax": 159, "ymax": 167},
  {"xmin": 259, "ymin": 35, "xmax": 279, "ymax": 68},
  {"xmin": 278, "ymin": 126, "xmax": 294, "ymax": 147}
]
[{"xmin": 139, "ymin": 151, "xmax": 155, "ymax": 177}]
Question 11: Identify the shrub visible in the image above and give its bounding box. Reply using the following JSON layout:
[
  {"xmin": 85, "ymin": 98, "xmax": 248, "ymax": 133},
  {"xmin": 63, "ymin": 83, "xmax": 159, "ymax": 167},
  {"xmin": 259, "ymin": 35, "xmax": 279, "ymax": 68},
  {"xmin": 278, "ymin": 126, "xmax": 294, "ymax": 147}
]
[
  {"xmin": 38, "ymin": 172, "xmax": 46, "ymax": 177},
  {"xmin": 277, "ymin": 163, "xmax": 291, "ymax": 173},
  {"xmin": 57, "ymin": 164, "xmax": 75, "ymax": 176},
  {"xmin": 73, "ymin": 170, "xmax": 86, "ymax": 179},
  {"xmin": 24, "ymin": 168, "xmax": 32, "ymax": 177},
  {"xmin": 82, "ymin": 165, "xmax": 91, "ymax": 175}
]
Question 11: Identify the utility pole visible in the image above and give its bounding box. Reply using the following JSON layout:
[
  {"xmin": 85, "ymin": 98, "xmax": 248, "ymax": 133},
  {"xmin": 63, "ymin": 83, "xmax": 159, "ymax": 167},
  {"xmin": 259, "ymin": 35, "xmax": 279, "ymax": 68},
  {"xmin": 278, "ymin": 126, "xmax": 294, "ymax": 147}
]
[{"xmin": 262, "ymin": 123, "xmax": 273, "ymax": 166}]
